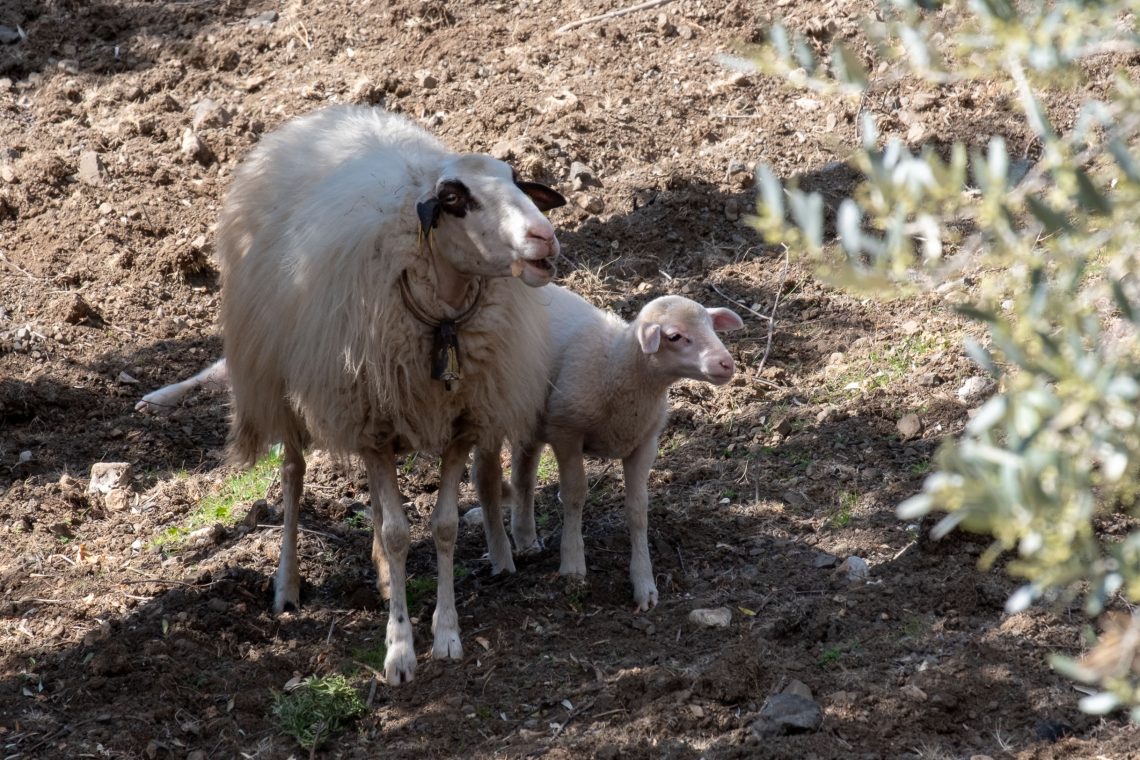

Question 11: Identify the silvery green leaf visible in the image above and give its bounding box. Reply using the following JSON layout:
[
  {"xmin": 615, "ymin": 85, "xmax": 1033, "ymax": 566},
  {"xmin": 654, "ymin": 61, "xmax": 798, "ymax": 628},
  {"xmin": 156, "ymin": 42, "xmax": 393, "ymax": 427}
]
[
  {"xmin": 1004, "ymin": 584, "xmax": 1038, "ymax": 614},
  {"xmin": 837, "ymin": 199, "xmax": 862, "ymax": 254},
  {"xmin": 931, "ymin": 509, "xmax": 967, "ymax": 540},
  {"xmin": 831, "ymin": 43, "xmax": 867, "ymax": 89},
  {"xmin": 1075, "ymin": 170, "xmax": 1111, "ymax": 216},
  {"xmin": 758, "ymin": 165, "xmax": 784, "ymax": 219},
  {"xmin": 1048, "ymin": 654, "xmax": 1099, "ymax": 684},
  {"xmin": 967, "ymin": 396, "xmax": 1007, "ymax": 434},
  {"xmin": 896, "ymin": 492, "xmax": 933, "ymax": 519},
  {"xmin": 1079, "ymin": 692, "xmax": 1121, "ymax": 715}
]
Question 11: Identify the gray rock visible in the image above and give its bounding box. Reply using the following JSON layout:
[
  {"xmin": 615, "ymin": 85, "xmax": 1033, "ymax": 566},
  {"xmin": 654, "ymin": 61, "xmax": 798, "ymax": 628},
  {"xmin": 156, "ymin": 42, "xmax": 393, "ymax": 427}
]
[
  {"xmin": 569, "ymin": 161, "xmax": 602, "ymax": 190},
  {"xmin": 180, "ymin": 128, "xmax": 214, "ymax": 165},
  {"xmin": 416, "ymin": 70, "xmax": 438, "ymax": 90},
  {"xmin": 576, "ymin": 194, "xmax": 605, "ymax": 215},
  {"xmin": 782, "ymin": 679, "xmax": 814, "ymax": 700},
  {"xmin": 958, "ymin": 376, "xmax": 996, "ymax": 403},
  {"xmin": 896, "ymin": 413, "xmax": 923, "ymax": 440},
  {"xmin": 462, "ymin": 506, "xmax": 485, "ymax": 528},
  {"xmin": 0, "ymin": 25, "xmax": 26, "ymax": 45},
  {"xmin": 751, "ymin": 693, "xmax": 822, "ymax": 737},
  {"xmin": 812, "ymin": 552, "xmax": 839, "ymax": 569},
  {"xmin": 248, "ymin": 10, "xmax": 279, "ymax": 28},
  {"xmin": 724, "ymin": 198, "xmax": 741, "ymax": 221},
  {"xmin": 191, "ymin": 98, "xmax": 231, "ymax": 130},
  {"xmin": 836, "ymin": 556, "xmax": 870, "ymax": 581},
  {"xmin": 78, "ymin": 151, "xmax": 106, "ymax": 186},
  {"xmin": 656, "ymin": 13, "xmax": 676, "ymax": 36},
  {"xmin": 688, "ymin": 607, "xmax": 732, "ymax": 628}
]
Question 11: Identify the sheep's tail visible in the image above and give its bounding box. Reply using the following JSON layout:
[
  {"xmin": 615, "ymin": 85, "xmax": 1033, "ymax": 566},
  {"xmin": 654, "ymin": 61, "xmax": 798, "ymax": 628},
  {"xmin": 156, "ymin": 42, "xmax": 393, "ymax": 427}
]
[{"xmin": 227, "ymin": 397, "xmax": 308, "ymax": 469}]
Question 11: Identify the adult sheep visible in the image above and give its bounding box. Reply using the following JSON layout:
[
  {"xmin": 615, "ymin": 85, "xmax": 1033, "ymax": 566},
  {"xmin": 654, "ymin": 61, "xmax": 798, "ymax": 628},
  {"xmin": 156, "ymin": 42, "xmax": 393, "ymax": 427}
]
[{"xmin": 218, "ymin": 105, "xmax": 565, "ymax": 684}]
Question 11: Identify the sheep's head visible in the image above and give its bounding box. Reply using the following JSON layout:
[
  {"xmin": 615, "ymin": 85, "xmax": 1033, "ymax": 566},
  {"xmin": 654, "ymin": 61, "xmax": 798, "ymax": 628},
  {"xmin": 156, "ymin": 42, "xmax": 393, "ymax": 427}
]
[
  {"xmin": 416, "ymin": 155, "xmax": 566, "ymax": 287},
  {"xmin": 634, "ymin": 296, "xmax": 744, "ymax": 385}
]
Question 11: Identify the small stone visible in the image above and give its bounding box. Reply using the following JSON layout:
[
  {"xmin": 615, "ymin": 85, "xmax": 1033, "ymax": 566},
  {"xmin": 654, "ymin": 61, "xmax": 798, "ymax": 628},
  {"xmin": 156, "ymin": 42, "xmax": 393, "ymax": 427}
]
[
  {"xmin": 569, "ymin": 161, "xmax": 602, "ymax": 190},
  {"xmin": 117, "ymin": 371, "xmax": 139, "ymax": 385},
  {"xmin": 490, "ymin": 139, "xmax": 526, "ymax": 161},
  {"xmin": 248, "ymin": 10, "xmax": 279, "ymax": 28},
  {"xmin": 180, "ymin": 128, "xmax": 214, "ymax": 165},
  {"xmin": 98, "ymin": 202, "xmax": 114, "ymax": 215},
  {"xmin": 188, "ymin": 523, "xmax": 225, "ymax": 546},
  {"xmin": 896, "ymin": 413, "xmax": 923, "ymax": 441},
  {"xmin": 78, "ymin": 151, "xmax": 106, "ymax": 186},
  {"xmin": 901, "ymin": 684, "xmax": 928, "ymax": 702},
  {"xmin": 677, "ymin": 24, "xmax": 695, "ymax": 40},
  {"xmin": 0, "ymin": 163, "xmax": 15, "ymax": 183},
  {"xmin": 836, "ymin": 556, "xmax": 870, "ymax": 581},
  {"xmin": 191, "ymin": 98, "xmax": 231, "ymax": 130},
  {"xmin": 782, "ymin": 679, "xmax": 814, "ymax": 700},
  {"xmin": 350, "ymin": 76, "xmax": 381, "ymax": 104},
  {"xmin": 918, "ymin": 372, "xmax": 942, "ymax": 387},
  {"xmin": 688, "ymin": 607, "xmax": 732, "ymax": 628},
  {"xmin": 656, "ymin": 13, "xmax": 676, "ymax": 36},
  {"xmin": 0, "ymin": 25, "xmax": 25, "ymax": 45},
  {"xmin": 630, "ymin": 617, "xmax": 656, "ymax": 635},
  {"xmin": 462, "ymin": 506, "xmax": 485, "ymax": 528},
  {"xmin": 724, "ymin": 198, "xmax": 741, "ymax": 221},
  {"xmin": 751, "ymin": 693, "xmax": 822, "ymax": 737},
  {"xmin": 89, "ymin": 462, "xmax": 133, "ymax": 494},
  {"xmin": 728, "ymin": 159, "xmax": 747, "ymax": 175},
  {"xmin": 958, "ymin": 376, "xmax": 996, "ymax": 403},
  {"xmin": 187, "ymin": 751, "xmax": 207, "ymax": 760},
  {"xmin": 576, "ymin": 194, "xmax": 605, "ymax": 214},
  {"xmin": 17, "ymin": 450, "xmax": 32, "ymax": 464},
  {"xmin": 782, "ymin": 490, "xmax": 810, "ymax": 510},
  {"xmin": 104, "ymin": 489, "xmax": 131, "ymax": 512},
  {"xmin": 57, "ymin": 59, "xmax": 80, "ymax": 74},
  {"xmin": 207, "ymin": 597, "xmax": 228, "ymax": 613},
  {"xmin": 812, "ymin": 552, "xmax": 839, "ymax": 569},
  {"xmin": 416, "ymin": 70, "xmax": 438, "ymax": 89},
  {"xmin": 546, "ymin": 90, "xmax": 580, "ymax": 113}
]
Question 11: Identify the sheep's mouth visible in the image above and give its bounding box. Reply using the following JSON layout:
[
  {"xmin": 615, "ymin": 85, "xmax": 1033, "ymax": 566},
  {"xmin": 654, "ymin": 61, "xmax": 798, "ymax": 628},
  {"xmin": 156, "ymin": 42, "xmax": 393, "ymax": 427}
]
[
  {"xmin": 510, "ymin": 256, "xmax": 556, "ymax": 285},
  {"xmin": 705, "ymin": 370, "xmax": 735, "ymax": 385}
]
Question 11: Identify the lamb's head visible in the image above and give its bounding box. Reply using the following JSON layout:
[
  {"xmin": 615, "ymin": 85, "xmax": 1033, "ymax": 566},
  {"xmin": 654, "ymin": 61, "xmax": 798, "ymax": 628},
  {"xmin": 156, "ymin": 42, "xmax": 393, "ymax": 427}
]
[
  {"xmin": 416, "ymin": 154, "xmax": 566, "ymax": 287},
  {"xmin": 633, "ymin": 296, "xmax": 744, "ymax": 385}
]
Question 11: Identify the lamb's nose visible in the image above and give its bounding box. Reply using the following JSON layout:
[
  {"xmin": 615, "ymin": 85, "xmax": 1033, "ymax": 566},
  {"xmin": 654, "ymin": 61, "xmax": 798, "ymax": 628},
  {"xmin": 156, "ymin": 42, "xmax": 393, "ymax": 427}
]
[{"xmin": 526, "ymin": 225, "xmax": 554, "ymax": 243}]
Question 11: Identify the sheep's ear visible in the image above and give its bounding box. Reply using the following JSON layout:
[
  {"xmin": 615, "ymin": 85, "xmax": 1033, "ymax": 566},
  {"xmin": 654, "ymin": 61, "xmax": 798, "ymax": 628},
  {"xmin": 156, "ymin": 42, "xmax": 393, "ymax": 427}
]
[
  {"xmin": 707, "ymin": 307, "xmax": 744, "ymax": 332},
  {"xmin": 637, "ymin": 322, "xmax": 661, "ymax": 354},
  {"xmin": 416, "ymin": 198, "xmax": 441, "ymax": 235},
  {"xmin": 516, "ymin": 181, "xmax": 567, "ymax": 212}
]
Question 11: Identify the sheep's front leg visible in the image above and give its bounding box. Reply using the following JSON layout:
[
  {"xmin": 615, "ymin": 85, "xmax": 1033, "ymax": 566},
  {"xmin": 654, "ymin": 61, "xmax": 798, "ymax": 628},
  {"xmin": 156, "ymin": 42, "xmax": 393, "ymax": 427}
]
[
  {"xmin": 623, "ymin": 434, "xmax": 659, "ymax": 612},
  {"xmin": 551, "ymin": 439, "xmax": 588, "ymax": 579},
  {"xmin": 473, "ymin": 446, "xmax": 516, "ymax": 574},
  {"xmin": 273, "ymin": 440, "xmax": 306, "ymax": 614},
  {"xmin": 360, "ymin": 444, "xmax": 416, "ymax": 684},
  {"xmin": 363, "ymin": 455, "xmax": 391, "ymax": 601},
  {"xmin": 509, "ymin": 440, "xmax": 543, "ymax": 553},
  {"xmin": 431, "ymin": 439, "xmax": 471, "ymax": 660}
]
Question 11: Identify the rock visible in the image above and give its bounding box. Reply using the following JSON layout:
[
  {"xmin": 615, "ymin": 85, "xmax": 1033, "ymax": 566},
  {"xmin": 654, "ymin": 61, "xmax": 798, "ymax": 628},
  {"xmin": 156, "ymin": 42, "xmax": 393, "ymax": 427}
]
[
  {"xmin": 751, "ymin": 693, "xmax": 822, "ymax": 737},
  {"xmin": 89, "ymin": 462, "xmax": 133, "ymax": 494},
  {"xmin": 242, "ymin": 499, "xmax": 269, "ymax": 528},
  {"xmin": 248, "ymin": 10, "xmax": 279, "ymax": 28},
  {"xmin": 415, "ymin": 70, "xmax": 438, "ymax": 89},
  {"xmin": 78, "ymin": 151, "xmax": 106, "ymax": 186},
  {"xmin": 0, "ymin": 25, "xmax": 25, "ymax": 45},
  {"xmin": 958, "ymin": 376, "xmax": 996, "ymax": 403},
  {"xmin": 17, "ymin": 450, "xmax": 32, "ymax": 465},
  {"xmin": 207, "ymin": 597, "xmax": 228, "ymax": 613},
  {"xmin": 546, "ymin": 90, "xmax": 580, "ymax": 113},
  {"xmin": 186, "ymin": 751, "xmax": 207, "ymax": 760},
  {"xmin": 812, "ymin": 552, "xmax": 839, "ymax": 569},
  {"xmin": 117, "ymin": 371, "xmax": 139, "ymax": 385},
  {"xmin": 1, "ymin": 162, "xmax": 16, "ymax": 183},
  {"xmin": 188, "ymin": 523, "xmax": 226, "ymax": 546},
  {"xmin": 462, "ymin": 506, "xmax": 485, "ymax": 528},
  {"xmin": 57, "ymin": 59, "xmax": 80, "ymax": 74},
  {"xmin": 678, "ymin": 24, "xmax": 696, "ymax": 40},
  {"xmin": 782, "ymin": 490, "xmax": 810, "ymax": 510},
  {"xmin": 490, "ymin": 139, "xmax": 527, "ymax": 161},
  {"xmin": 630, "ymin": 616, "xmax": 656, "ymax": 635},
  {"xmin": 918, "ymin": 372, "xmax": 942, "ymax": 387},
  {"xmin": 728, "ymin": 159, "xmax": 747, "ymax": 176},
  {"xmin": 782, "ymin": 679, "xmax": 814, "ymax": 700},
  {"xmin": 688, "ymin": 607, "xmax": 732, "ymax": 628},
  {"xmin": 104, "ymin": 489, "xmax": 132, "ymax": 511},
  {"xmin": 901, "ymin": 684, "xmax": 928, "ymax": 702},
  {"xmin": 569, "ymin": 161, "xmax": 602, "ymax": 190},
  {"xmin": 656, "ymin": 13, "xmax": 676, "ymax": 36},
  {"xmin": 896, "ymin": 413, "xmax": 923, "ymax": 441},
  {"xmin": 180, "ymin": 128, "xmax": 214, "ymax": 165},
  {"xmin": 576, "ymin": 194, "xmax": 605, "ymax": 214},
  {"xmin": 350, "ymin": 76, "xmax": 381, "ymax": 104},
  {"xmin": 724, "ymin": 198, "xmax": 741, "ymax": 221},
  {"xmin": 836, "ymin": 556, "xmax": 869, "ymax": 581},
  {"xmin": 191, "ymin": 98, "xmax": 231, "ymax": 130}
]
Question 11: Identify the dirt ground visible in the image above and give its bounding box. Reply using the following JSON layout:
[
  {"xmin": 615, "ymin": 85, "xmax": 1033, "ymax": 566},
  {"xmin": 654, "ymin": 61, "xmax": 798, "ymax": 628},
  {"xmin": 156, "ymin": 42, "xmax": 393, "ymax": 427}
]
[{"xmin": 3, "ymin": 0, "xmax": 1140, "ymax": 758}]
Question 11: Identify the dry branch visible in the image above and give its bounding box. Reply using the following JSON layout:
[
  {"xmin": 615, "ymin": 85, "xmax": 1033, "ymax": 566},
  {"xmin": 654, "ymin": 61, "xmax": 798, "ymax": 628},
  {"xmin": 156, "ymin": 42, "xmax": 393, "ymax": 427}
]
[{"xmin": 555, "ymin": 0, "xmax": 677, "ymax": 34}]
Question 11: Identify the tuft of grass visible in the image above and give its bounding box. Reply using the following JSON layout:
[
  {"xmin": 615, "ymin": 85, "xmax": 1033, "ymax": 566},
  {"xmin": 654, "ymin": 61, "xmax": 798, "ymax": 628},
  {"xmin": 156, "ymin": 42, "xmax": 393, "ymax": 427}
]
[
  {"xmin": 272, "ymin": 674, "xmax": 366, "ymax": 750},
  {"xmin": 345, "ymin": 511, "xmax": 371, "ymax": 532},
  {"xmin": 829, "ymin": 490, "xmax": 859, "ymax": 529},
  {"xmin": 536, "ymin": 449, "xmax": 558, "ymax": 481},
  {"xmin": 155, "ymin": 446, "xmax": 283, "ymax": 549}
]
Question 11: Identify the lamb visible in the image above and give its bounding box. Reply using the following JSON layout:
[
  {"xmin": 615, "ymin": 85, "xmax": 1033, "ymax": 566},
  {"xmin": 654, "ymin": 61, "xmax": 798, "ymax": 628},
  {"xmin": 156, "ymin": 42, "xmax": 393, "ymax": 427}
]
[
  {"xmin": 485, "ymin": 284, "xmax": 743, "ymax": 612},
  {"xmin": 213, "ymin": 105, "xmax": 565, "ymax": 684}
]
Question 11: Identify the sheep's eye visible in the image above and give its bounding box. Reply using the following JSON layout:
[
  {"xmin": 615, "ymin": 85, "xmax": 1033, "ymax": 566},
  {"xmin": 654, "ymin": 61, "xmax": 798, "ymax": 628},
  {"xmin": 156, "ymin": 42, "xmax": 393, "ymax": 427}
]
[
  {"xmin": 667, "ymin": 333, "xmax": 683, "ymax": 343},
  {"xmin": 439, "ymin": 190, "xmax": 460, "ymax": 206}
]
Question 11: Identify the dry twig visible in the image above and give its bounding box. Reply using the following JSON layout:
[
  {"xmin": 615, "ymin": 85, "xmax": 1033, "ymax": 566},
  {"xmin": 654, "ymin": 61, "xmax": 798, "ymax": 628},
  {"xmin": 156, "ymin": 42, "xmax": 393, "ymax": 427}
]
[{"xmin": 556, "ymin": 0, "xmax": 676, "ymax": 34}]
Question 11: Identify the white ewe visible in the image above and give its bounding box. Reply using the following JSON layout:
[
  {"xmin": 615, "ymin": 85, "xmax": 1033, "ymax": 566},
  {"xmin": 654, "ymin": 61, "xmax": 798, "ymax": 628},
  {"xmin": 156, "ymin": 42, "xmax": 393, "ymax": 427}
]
[
  {"xmin": 216, "ymin": 105, "xmax": 565, "ymax": 684},
  {"xmin": 493, "ymin": 284, "xmax": 743, "ymax": 611}
]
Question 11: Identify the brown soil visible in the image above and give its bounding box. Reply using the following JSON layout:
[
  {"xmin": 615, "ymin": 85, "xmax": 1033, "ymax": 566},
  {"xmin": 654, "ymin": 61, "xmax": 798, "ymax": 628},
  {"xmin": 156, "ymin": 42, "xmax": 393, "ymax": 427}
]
[{"xmin": 2, "ymin": 1, "xmax": 1138, "ymax": 758}]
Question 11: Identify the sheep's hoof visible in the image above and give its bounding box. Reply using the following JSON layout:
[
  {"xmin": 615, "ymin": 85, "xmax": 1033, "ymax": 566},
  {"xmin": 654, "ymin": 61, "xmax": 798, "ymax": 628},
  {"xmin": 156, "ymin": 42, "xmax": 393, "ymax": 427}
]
[
  {"xmin": 384, "ymin": 640, "xmax": 417, "ymax": 685},
  {"xmin": 633, "ymin": 586, "xmax": 659, "ymax": 613},
  {"xmin": 514, "ymin": 536, "xmax": 545, "ymax": 555},
  {"xmin": 272, "ymin": 584, "xmax": 301, "ymax": 615},
  {"xmin": 431, "ymin": 630, "xmax": 464, "ymax": 660}
]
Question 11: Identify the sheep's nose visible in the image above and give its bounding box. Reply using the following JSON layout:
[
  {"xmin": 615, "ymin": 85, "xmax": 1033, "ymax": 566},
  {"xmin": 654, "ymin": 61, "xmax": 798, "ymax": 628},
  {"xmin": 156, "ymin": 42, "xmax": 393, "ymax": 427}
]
[
  {"xmin": 526, "ymin": 225, "xmax": 554, "ymax": 243},
  {"xmin": 720, "ymin": 356, "xmax": 735, "ymax": 372}
]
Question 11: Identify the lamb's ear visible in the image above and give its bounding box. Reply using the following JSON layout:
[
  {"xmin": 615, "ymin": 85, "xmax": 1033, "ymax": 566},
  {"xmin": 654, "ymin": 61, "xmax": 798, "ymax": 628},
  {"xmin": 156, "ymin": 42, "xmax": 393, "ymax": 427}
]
[
  {"xmin": 516, "ymin": 181, "xmax": 567, "ymax": 212},
  {"xmin": 416, "ymin": 198, "xmax": 441, "ymax": 236},
  {"xmin": 637, "ymin": 322, "xmax": 661, "ymax": 354},
  {"xmin": 707, "ymin": 307, "xmax": 744, "ymax": 332}
]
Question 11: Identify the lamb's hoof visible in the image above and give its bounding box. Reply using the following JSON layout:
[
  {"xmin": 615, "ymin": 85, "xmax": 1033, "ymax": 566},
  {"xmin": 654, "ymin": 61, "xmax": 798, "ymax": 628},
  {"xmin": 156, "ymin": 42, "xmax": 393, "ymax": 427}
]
[
  {"xmin": 384, "ymin": 640, "xmax": 417, "ymax": 684},
  {"xmin": 272, "ymin": 585, "xmax": 301, "ymax": 615},
  {"xmin": 515, "ymin": 536, "xmax": 545, "ymax": 555},
  {"xmin": 633, "ymin": 585, "xmax": 659, "ymax": 613},
  {"xmin": 431, "ymin": 628, "xmax": 464, "ymax": 660},
  {"xmin": 488, "ymin": 547, "xmax": 517, "ymax": 576}
]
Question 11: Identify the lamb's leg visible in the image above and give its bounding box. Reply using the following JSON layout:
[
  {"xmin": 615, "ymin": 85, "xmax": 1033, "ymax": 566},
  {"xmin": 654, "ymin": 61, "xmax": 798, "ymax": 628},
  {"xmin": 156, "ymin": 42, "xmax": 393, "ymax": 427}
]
[
  {"xmin": 431, "ymin": 439, "xmax": 470, "ymax": 660},
  {"xmin": 509, "ymin": 440, "xmax": 543, "ymax": 553},
  {"xmin": 363, "ymin": 455, "xmax": 391, "ymax": 601},
  {"xmin": 360, "ymin": 444, "xmax": 416, "ymax": 684},
  {"xmin": 273, "ymin": 439, "xmax": 305, "ymax": 614},
  {"xmin": 473, "ymin": 446, "xmax": 516, "ymax": 575},
  {"xmin": 623, "ymin": 434, "xmax": 659, "ymax": 612},
  {"xmin": 551, "ymin": 439, "xmax": 588, "ymax": 579},
  {"xmin": 135, "ymin": 358, "xmax": 228, "ymax": 413}
]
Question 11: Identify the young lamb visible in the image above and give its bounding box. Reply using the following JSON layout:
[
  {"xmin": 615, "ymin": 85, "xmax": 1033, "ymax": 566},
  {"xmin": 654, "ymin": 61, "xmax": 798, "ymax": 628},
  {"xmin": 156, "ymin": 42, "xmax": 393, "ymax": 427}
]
[
  {"xmin": 215, "ymin": 105, "xmax": 565, "ymax": 684},
  {"xmin": 485, "ymin": 284, "xmax": 743, "ymax": 612}
]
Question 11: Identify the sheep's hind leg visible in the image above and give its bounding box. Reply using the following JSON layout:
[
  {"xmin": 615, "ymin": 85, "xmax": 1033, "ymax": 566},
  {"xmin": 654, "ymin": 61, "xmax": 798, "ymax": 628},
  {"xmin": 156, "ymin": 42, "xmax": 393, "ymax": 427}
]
[
  {"xmin": 473, "ymin": 446, "xmax": 516, "ymax": 574},
  {"xmin": 509, "ymin": 441, "xmax": 544, "ymax": 554},
  {"xmin": 552, "ymin": 440, "xmax": 588, "ymax": 579},
  {"xmin": 431, "ymin": 439, "xmax": 470, "ymax": 660},
  {"xmin": 623, "ymin": 435, "xmax": 659, "ymax": 612},
  {"xmin": 362, "ymin": 444, "xmax": 416, "ymax": 684},
  {"xmin": 273, "ymin": 440, "xmax": 305, "ymax": 614}
]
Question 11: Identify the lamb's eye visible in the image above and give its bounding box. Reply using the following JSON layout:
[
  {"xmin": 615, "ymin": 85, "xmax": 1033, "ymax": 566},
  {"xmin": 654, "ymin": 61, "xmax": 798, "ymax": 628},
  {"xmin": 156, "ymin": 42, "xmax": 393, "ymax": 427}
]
[
  {"xmin": 440, "ymin": 190, "xmax": 460, "ymax": 206},
  {"xmin": 667, "ymin": 333, "xmax": 683, "ymax": 343}
]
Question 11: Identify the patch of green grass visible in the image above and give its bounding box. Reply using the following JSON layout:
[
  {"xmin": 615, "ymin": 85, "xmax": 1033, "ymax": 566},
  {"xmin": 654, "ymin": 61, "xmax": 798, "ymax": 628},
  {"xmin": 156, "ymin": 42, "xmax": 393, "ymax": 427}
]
[
  {"xmin": 345, "ymin": 511, "xmax": 370, "ymax": 532},
  {"xmin": 154, "ymin": 446, "xmax": 283, "ymax": 549},
  {"xmin": 536, "ymin": 449, "xmax": 558, "ymax": 481},
  {"xmin": 909, "ymin": 460, "xmax": 932, "ymax": 476},
  {"xmin": 817, "ymin": 640, "xmax": 862, "ymax": 669},
  {"xmin": 407, "ymin": 566, "xmax": 469, "ymax": 609},
  {"xmin": 830, "ymin": 490, "xmax": 859, "ymax": 529},
  {"xmin": 272, "ymin": 674, "xmax": 366, "ymax": 750},
  {"xmin": 347, "ymin": 644, "xmax": 386, "ymax": 674}
]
